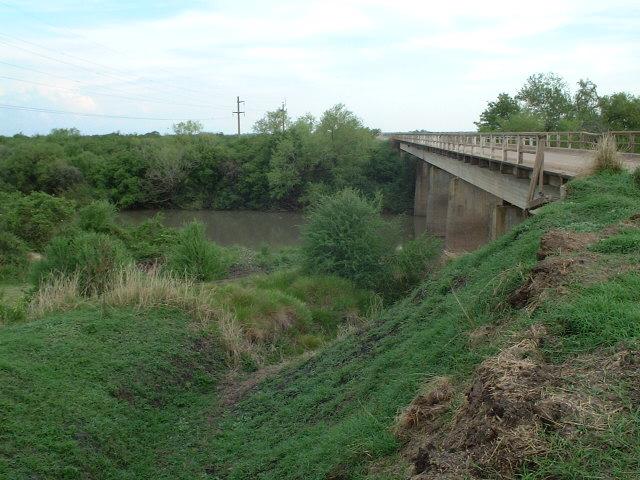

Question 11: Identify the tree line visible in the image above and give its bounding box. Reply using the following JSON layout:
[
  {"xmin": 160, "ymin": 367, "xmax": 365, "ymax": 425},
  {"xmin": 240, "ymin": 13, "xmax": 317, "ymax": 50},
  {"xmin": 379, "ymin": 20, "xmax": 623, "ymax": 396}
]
[
  {"xmin": 0, "ymin": 104, "xmax": 415, "ymax": 213},
  {"xmin": 475, "ymin": 72, "xmax": 640, "ymax": 132}
]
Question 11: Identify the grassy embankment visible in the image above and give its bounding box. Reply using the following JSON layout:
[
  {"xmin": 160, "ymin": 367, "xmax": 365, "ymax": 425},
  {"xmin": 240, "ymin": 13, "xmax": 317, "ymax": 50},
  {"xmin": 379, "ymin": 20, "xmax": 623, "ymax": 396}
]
[{"xmin": 2, "ymin": 172, "xmax": 640, "ymax": 478}]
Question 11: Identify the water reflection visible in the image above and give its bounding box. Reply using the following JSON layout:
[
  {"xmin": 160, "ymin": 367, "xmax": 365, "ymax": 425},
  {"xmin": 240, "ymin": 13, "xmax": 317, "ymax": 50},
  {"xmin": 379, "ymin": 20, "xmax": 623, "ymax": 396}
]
[
  {"xmin": 120, "ymin": 210, "xmax": 306, "ymax": 249},
  {"xmin": 119, "ymin": 209, "xmax": 483, "ymax": 252}
]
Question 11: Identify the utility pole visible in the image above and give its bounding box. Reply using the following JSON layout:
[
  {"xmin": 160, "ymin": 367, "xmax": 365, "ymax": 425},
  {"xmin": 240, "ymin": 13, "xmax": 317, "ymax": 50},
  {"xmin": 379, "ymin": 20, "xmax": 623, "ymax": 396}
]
[
  {"xmin": 233, "ymin": 96, "xmax": 245, "ymax": 136},
  {"xmin": 281, "ymin": 100, "xmax": 287, "ymax": 133}
]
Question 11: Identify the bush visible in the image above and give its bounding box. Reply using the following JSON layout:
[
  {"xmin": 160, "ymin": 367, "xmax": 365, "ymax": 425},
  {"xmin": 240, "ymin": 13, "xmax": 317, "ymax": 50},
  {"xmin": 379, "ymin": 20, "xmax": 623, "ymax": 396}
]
[
  {"xmin": 125, "ymin": 213, "xmax": 178, "ymax": 262},
  {"xmin": 388, "ymin": 233, "xmax": 442, "ymax": 296},
  {"xmin": 76, "ymin": 200, "xmax": 118, "ymax": 233},
  {"xmin": 32, "ymin": 231, "xmax": 131, "ymax": 295},
  {"xmin": 0, "ymin": 231, "xmax": 28, "ymax": 279},
  {"xmin": 301, "ymin": 188, "xmax": 397, "ymax": 289},
  {"xmin": 165, "ymin": 221, "xmax": 229, "ymax": 281},
  {"xmin": 0, "ymin": 191, "xmax": 75, "ymax": 250}
]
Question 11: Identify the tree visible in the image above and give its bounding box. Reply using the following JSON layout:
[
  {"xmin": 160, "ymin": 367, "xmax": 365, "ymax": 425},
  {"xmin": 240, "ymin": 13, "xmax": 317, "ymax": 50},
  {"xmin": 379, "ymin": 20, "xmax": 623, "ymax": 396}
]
[
  {"xmin": 49, "ymin": 127, "xmax": 80, "ymax": 137},
  {"xmin": 172, "ymin": 120, "xmax": 203, "ymax": 136},
  {"xmin": 497, "ymin": 111, "xmax": 545, "ymax": 132},
  {"xmin": 599, "ymin": 93, "xmax": 640, "ymax": 131},
  {"xmin": 475, "ymin": 93, "xmax": 521, "ymax": 131},
  {"xmin": 253, "ymin": 108, "xmax": 291, "ymax": 134},
  {"xmin": 573, "ymin": 79, "xmax": 601, "ymax": 131},
  {"xmin": 517, "ymin": 73, "xmax": 573, "ymax": 130},
  {"xmin": 316, "ymin": 104, "xmax": 376, "ymax": 187}
]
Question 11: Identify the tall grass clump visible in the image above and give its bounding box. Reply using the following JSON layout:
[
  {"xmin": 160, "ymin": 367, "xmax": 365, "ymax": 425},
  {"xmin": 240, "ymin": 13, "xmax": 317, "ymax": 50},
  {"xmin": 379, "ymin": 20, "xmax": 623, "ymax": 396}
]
[
  {"xmin": 165, "ymin": 221, "xmax": 229, "ymax": 281},
  {"xmin": 301, "ymin": 188, "xmax": 397, "ymax": 289},
  {"xmin": 31, "ymin": 231, "xmax": 131, "ymax": 295},
  {"xmin": 124, "ymin": 213, "xmax": 177, "ymax": 262},
  {"xmin": 76, "ymin": 200, "xmax": 119, "ymax": 233},
  {"xmin": 591, "ymin": 134, "xmax": 623, "ymax": 173},
  {"xmin": 388, "ymin": 233, "xmax": 442, "ymax": 297},
  {"xmin": 28, "ymin": 273, "xmax": 82, "ymax": 318}
]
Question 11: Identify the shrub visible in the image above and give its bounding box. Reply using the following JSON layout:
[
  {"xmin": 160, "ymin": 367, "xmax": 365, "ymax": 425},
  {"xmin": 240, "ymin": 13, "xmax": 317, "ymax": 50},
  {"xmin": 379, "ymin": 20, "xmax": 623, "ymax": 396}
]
[
  {"xmin": 633, "ymin": 166, "xmax": 640, "ymax": 189},
  {"xmin": 31, "ymin": 231, "xmax": 131, "ymax": 295},
  {"xmin": 76, "ymin": 200, "xmax": 118, "ymax": 233},
  {"xmin": 165, "ymin": 221, "xmax": 229, "ymax": 281},
  {"xmin": 0, "ymin": 231, "xmax": 28, "ymax": 278},
  {"xmin": 301, "ymin": 188, "xmax": 397, "ymax": 289},
  {"xmin": 125, "ymin": 213, "xmax": 177, "ymax": 262},
  {"xmin": 591, "ymin": 134, "xmax": 623, "ymax": 173},
  {"xmin": 388, "ymin": 233, "xmax": 442, "ymax": 296},
  {"xmin": 0, "ymin": 191, "xmax": 75, "ymax": 250}
]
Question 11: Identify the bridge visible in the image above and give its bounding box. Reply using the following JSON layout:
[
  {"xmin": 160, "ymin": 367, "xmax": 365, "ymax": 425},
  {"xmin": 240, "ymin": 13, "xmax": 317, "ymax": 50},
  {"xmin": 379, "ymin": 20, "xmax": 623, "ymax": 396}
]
[{"xmin": 391, "ymin": 131, "xmax": 640, "ymax": 249}]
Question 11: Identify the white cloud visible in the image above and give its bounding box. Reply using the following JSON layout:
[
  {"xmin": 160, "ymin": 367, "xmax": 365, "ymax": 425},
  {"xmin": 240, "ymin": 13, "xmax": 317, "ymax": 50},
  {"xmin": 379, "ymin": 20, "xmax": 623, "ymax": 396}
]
[{"xmin": 0, "ymin": 0, "xmax": 639, "ymax": 134}]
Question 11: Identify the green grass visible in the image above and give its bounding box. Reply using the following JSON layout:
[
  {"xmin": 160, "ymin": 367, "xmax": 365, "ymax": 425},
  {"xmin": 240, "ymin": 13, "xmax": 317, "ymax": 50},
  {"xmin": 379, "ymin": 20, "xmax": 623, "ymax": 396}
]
[
  {"xmin": 207, "ymin": 172, "xmax": 640, "ymax": 479},
  {"xmin": 0, "ymin": 306, "xmax": 225, "ymax": 479},
  {"xmin": 2, "ymin": 171, "xmax": 640, "ymax": 478},
  {"xmin": 590, "ymin": 228, "xmax": 640, "ymax": 254}
]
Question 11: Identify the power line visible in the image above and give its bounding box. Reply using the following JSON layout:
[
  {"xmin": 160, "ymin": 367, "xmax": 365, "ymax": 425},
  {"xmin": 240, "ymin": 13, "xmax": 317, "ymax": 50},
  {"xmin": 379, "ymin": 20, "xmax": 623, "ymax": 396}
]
[
  {"xmin": 0, "ymin": 61, "xmax": 235, "ymax": 111},
  {"xmin": 0, "ymin": 36, "xmax": 230, "ymax": 108},
  {"xmin": 0, "ymin": 4, "xmax": 226, "ymax": 99},
  {"xmin": 0, "ymin": 103, "xmax": 227, "ymax": 121},
  {"xmin": 0, "ymin": 74, "xmax": 231, "ymax": 110}
]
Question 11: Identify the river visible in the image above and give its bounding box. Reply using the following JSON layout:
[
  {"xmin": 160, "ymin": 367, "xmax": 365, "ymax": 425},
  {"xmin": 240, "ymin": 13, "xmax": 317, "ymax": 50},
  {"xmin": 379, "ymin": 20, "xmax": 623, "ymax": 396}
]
[{"xmin": 119, "ymin": 209, "xmax": 485, "ymax": 251}]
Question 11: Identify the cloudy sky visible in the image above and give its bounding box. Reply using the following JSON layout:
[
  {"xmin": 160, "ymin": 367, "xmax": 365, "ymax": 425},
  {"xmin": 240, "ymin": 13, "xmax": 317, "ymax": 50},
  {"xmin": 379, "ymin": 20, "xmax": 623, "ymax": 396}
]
[{"xmin": 0, "ymin": 0, "xmax": 638, "ymax": 135}]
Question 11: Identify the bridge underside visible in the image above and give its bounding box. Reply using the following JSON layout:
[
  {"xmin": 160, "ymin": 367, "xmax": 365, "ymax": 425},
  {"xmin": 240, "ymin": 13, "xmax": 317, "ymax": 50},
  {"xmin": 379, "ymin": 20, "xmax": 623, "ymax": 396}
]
[
  {"xmin": 411, "ymin": 160, "xmax": 524, "ymax": 250},
  {"xmin": 401, "ymin": 142, "xmax": 563, "ymax": 210}
]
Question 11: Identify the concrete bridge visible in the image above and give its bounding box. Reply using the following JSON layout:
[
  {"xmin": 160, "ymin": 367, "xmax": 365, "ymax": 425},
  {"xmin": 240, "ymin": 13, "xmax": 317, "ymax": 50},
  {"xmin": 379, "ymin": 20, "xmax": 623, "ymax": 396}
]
[{"xmin": 392, "ymin": 131, "xmax": 640, "ymax": 250}]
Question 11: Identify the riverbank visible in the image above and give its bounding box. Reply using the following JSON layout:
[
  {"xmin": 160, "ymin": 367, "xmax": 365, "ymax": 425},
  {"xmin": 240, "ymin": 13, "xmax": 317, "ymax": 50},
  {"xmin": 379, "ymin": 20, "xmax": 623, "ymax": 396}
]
[{"xmin": 1, "ymin": 172, "xmax": 639, "ymax": 478}]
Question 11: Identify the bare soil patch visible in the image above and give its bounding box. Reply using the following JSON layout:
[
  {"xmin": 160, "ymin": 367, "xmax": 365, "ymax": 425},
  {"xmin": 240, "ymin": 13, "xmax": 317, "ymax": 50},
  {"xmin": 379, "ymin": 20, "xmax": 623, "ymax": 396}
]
[{"xmin": 396, "ymin": 326, "xmax": 640, "ymax": 479}]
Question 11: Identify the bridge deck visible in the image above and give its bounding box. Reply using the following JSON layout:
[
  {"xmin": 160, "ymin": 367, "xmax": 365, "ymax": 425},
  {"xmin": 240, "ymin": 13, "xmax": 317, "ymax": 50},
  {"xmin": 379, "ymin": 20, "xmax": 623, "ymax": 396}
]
[{"xmin": 394, "ymin": 131, "xmax": 640, "ymax": 210}]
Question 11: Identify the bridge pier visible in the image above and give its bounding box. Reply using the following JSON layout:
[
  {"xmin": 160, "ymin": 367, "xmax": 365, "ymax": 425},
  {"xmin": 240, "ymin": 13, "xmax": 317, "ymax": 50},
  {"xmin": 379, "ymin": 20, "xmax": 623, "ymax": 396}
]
[
  {"xmin": 445, "ymin": 177, "xmax": 503, "ymax": 251},
  {"xmin": 411, "ymin": 158, "xmax": 526, "ymax": 250},
  {"xmin": 490, "ymin": 204, "xmax": 524, "ymax": 240},
  {"xmin": 414, "ymin": 161, "xmax": 429, "ymax": 217},
  {"xmin": 425, "ymin": 165, "xmax": 452, "ymax": 236}
]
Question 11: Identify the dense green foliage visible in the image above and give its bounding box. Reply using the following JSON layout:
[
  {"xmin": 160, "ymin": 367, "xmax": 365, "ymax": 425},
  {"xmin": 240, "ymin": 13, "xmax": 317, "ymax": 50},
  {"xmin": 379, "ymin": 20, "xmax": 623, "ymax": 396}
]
[
  {"xmin": 76, "ymin": 200, "xmax": 119, "ymax": 233},
  {"xmin": 32, "ymin": 231, "xmax": 131, "ymax": 295},
  {"xmin": 165, "ymin": 221, "xmax": 230, "ymax": 281},
  {"xmin": 0, "ymin": 191, "xmax": 75, "ymax": 250},
  {"xmin": 476, "ymin": 72, "xmax": 640, "ymax": 132},
  {"xmin": 0, "ymin": 232, "xmax": 28, "ymax": 279},
  {"xmin": 301, "ymin": 188, "xmax": 397, "ymax": 289},
  {"xmin": 0, "ymin": 105, "xmax": 414, "ymax": 213},
  {"xmin": 301, "ymin": 189, "xmax": 440, "ymax": 295}
]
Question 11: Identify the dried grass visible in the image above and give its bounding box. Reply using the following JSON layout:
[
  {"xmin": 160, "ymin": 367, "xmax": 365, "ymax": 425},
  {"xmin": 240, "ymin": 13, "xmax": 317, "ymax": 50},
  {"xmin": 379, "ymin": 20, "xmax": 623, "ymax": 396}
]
[
  {"xmin": 591, "ymin": 134, "xmax": 623, "ymax": 173},
  {"xmin": 398, "ymin": 325, "xmax": 638, "ymax": 479},
  {"xmin": 28, "ymin": 265, "xmax": 258, "ymax": 366},
  {"xmin": 28, "ymin": 273, "xmax": 83, "ymax": 318}
]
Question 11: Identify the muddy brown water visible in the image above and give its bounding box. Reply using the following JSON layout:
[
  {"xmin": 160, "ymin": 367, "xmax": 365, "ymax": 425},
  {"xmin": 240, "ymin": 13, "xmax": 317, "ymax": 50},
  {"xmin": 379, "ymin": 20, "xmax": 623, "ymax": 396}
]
[{"xmin": 119, "ymin": 209, "xmax": 488, "ymax": 251}]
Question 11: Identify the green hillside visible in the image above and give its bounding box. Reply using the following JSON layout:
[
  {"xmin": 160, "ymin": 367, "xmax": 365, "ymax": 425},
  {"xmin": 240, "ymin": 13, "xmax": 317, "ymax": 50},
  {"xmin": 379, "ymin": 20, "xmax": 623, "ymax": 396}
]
[{"xmin": 2, "ymin": 172, "xmax": 640, "ymax": 479}]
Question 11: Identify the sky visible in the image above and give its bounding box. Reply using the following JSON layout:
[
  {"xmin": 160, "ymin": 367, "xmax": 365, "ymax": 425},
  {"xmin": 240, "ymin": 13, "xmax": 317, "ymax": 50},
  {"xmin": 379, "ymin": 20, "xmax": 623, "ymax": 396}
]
[{"xmin": 0, "ymin": 0, "xmax": 639, "ymax": 135}]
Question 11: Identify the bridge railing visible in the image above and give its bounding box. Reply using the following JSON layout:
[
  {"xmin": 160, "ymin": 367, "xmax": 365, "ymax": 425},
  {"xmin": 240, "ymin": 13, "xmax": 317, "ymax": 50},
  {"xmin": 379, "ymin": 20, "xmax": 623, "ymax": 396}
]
[{"xmin": 393, "ymin": 131, "xmax": 640, "ymax": 156}]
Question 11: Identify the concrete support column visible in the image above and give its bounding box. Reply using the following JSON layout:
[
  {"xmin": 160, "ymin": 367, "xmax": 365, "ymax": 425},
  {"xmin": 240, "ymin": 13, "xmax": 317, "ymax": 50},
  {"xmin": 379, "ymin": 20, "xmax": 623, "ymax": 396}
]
[
  {"xmin": 490, "ymin": 204, "xmax": 524, "ymax": 240},
  {"xmin": 425, "ymin": 166, "xmax": 452, "ymax": 237},
  {"xmin": 413, "ymin": 161, "xmax": 429, "ymax": 217},
  {"xmin": 445, "ymin": 178, "xmax": 503, "ymax": 251}
]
